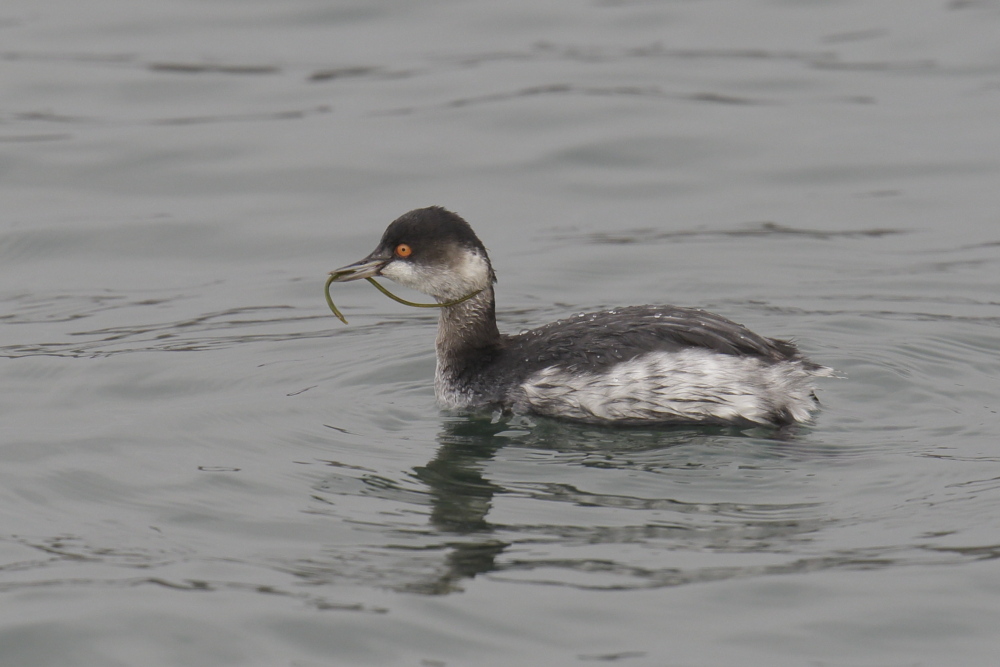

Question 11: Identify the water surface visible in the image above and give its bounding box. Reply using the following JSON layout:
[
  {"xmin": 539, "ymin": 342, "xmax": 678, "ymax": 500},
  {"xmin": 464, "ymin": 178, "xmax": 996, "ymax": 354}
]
[{"xmin": 2, "ymin": 0, "xmax": 1000, "ymax": 665}]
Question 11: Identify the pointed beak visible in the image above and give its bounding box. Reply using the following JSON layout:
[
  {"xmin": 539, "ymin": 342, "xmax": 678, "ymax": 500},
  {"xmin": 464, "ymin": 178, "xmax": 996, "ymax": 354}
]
[{"xmin": 328, "ymin": 252, "xmax": 390, "ymax": 282}]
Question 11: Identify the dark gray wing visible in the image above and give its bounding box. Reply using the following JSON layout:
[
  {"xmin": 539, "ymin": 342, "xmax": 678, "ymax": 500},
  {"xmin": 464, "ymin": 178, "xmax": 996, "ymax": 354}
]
[{"xmin": 501, "ymin": 305, "xmax": 807, "ymax": 374}]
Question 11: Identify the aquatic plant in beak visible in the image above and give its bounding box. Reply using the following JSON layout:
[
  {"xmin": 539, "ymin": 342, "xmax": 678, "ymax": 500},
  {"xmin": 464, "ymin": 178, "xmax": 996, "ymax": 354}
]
[
  {"xmin": 324, "ymin": 273, "xmax": 483, "ymax": 325},
  {"xmin": 325, "ymin": 226, "xmax": 490, "ymax": 324}
]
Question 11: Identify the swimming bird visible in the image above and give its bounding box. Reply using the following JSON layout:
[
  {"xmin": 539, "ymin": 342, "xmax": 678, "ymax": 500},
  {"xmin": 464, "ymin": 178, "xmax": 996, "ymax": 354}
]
[{"xmin": 329, "ymin": 206, "xmax": 831, "ymax": 426}]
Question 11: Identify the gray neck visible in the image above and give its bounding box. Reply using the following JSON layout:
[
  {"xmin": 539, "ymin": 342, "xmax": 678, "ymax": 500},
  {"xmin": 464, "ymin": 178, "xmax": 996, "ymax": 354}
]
[{"xmin": 435, "ymin": 286, "xmax": 502, "ymax": 370}]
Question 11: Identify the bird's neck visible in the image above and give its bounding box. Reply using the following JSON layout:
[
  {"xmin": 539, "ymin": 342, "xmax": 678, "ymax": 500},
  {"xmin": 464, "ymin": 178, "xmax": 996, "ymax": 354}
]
[{"xmin": 435, "ymin": 286, "xmax": 502, "ymax": 371}]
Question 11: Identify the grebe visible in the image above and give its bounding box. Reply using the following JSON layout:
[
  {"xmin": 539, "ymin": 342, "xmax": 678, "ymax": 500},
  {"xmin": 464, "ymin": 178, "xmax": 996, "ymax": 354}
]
[{"xmin": 329, "ymin": 207, "xmax": 832, "ymax": 426}]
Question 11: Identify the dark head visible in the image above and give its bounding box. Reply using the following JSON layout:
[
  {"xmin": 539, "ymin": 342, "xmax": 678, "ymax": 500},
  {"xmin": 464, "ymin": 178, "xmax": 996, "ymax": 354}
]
[{"xmin": 330, "ymin": 207, "xmax": 496, "ymax": 301}]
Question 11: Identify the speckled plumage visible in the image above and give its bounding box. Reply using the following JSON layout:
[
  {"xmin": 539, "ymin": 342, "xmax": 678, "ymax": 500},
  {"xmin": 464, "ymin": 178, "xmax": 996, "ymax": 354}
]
[{"xmin": 331, "ymin": 207, "xmax": 832, "ymax": 427}]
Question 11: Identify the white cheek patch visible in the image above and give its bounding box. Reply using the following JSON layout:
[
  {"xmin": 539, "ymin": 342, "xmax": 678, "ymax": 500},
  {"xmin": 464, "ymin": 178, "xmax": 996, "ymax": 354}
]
[
  {"xmin": 380, "ymin": 250, "xmax": 492, "ymax": 300},
  {"xmin": 452, "ymin": 252, "xmax": 492, "ymax": 292},
  {"xmin": 379, "ymin": 260, "xmax": 424, "ymax": 292}
]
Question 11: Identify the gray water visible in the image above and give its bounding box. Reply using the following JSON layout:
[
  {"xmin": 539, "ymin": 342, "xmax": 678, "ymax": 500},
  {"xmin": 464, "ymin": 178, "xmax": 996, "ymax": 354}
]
[{"xmin": 3, "ymin": 1, "xmax": 1000, "ymax": 665}]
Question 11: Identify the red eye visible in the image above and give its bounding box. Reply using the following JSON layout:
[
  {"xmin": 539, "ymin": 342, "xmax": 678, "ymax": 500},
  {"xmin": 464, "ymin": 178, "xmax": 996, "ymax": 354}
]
[{"xmin": 395, "ymin": 243, "xmax": 412, "ymax": 258}]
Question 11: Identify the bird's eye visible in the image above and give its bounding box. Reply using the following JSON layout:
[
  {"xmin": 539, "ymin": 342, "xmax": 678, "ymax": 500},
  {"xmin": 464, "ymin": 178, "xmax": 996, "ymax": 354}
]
[{"xmin": 394, "ymin": 243, "xmax": 412, "ymax": 258}]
